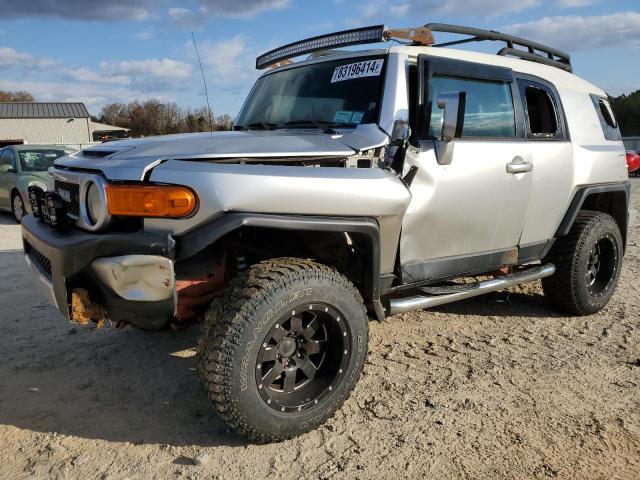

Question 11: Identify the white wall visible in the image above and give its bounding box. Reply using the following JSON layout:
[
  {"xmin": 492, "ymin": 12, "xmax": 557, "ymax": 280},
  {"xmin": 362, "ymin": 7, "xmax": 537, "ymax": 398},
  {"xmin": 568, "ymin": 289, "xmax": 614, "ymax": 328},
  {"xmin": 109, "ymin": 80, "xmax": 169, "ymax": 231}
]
[{"xmin": 0, "ymin": 117, "xmax": 91, "ymax": 144}]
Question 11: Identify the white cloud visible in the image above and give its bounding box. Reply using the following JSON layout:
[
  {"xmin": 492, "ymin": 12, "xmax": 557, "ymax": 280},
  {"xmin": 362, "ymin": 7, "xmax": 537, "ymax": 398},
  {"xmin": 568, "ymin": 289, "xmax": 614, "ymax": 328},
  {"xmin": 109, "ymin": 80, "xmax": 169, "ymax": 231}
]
[
  {"xmin": 194, "ymin": 0, "xmax": 290, "ymax": 18},
  {"xmin": 168, "ymin": 7, "xmax": 202, "ymax": 26},
  {"xmin": 134, "ymin": 27, "xmax": 156, "ymax": 40},
  {"xmin": 168, "ymin": 0, "xmax": 291, "ymax": 25},
  {"xmin": 556, "ymin": 0, "xmax": 597, "ymax": 7},
  {"xmin": 348, "ymin": 0, "xmax": 541, "ymax": 24},
  {"xmin": 102, "ymin": 58, "xmax": 193, "ymax": 81},
  {"xmin": 0, "ymin": 46, "xmax": 56, "ymax": 70},
  {"xmin": 197, "ymin": 35, "xmax": 255, "ymax": 81},
  {"xmin": 504, "ymin": 12, "xmax": 640, "ymax": 52}
]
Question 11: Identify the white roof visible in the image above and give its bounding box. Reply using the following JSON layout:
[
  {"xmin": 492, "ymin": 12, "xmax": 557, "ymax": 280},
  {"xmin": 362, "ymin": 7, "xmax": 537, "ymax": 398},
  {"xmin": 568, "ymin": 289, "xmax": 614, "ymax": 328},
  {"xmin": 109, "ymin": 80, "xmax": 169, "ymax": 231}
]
[{"xmin": 389, "ymin": 45, "xmax": 605, "ymax": 96}]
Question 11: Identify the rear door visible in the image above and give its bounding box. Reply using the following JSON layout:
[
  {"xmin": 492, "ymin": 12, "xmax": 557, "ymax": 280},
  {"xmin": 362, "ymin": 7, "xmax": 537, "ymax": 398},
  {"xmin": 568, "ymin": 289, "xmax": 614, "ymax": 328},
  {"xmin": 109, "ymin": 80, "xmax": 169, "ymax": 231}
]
[
  {"xmin": 515, "ymin": 76, "xmax": 573, "ymax": 256},
  {"xmin": 400, "ymin": 56, "xmax": 533, "ymax": 282}
]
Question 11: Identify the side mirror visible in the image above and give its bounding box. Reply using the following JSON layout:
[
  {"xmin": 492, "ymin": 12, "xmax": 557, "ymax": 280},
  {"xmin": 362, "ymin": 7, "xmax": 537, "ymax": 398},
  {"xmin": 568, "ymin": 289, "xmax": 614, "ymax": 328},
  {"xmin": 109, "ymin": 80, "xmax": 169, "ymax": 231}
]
[
  {"xmin": 437, "ymin": 91, "xmax": 466, "ymax": 142},
  {"xmin": 435, "ymin": 91, "xmax": 466, "ymax": 165}
]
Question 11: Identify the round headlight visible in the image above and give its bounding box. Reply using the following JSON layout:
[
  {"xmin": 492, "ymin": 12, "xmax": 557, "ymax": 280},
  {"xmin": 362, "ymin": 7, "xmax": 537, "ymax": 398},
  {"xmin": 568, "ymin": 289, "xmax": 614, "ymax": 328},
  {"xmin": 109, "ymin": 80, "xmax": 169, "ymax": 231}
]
[{"xmin": 86, "ymin": 182, "xmax": 106, "ymax": 225}]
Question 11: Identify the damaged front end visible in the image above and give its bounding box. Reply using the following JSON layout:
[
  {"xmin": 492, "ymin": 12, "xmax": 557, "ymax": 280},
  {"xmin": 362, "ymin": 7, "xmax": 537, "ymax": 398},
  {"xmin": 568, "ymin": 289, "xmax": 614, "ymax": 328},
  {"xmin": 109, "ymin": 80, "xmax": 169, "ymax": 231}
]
[{"xmin": 22, "ymin": 215, "xmax": 177, "ymax": 330}]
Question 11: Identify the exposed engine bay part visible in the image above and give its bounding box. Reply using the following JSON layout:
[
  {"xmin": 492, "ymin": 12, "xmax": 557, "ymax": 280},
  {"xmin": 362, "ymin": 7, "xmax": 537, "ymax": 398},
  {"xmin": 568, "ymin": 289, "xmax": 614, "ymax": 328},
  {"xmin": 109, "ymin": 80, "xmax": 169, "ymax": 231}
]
[
  {"xmin": 91, "ymin": 255, "xmax": 175, "ymax": 302},
  {"xmin": 70, "ymin": 288, "xmax": 109, "ymax": 328}
]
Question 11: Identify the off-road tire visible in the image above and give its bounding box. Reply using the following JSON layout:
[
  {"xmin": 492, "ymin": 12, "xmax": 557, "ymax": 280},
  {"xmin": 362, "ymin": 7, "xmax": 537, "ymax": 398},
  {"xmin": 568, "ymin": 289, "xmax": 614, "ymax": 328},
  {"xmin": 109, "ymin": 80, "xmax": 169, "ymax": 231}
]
[
  {"xmin": 197, "ymin": 257, "xmax": 368, "ymax": 443},
  {"xmin": 542, "ymin": 211, "xmax": 623, "ymax": 315},
  {"xmin": 12, "ymin": 192, "xmax": 25, "ymax": 223}
]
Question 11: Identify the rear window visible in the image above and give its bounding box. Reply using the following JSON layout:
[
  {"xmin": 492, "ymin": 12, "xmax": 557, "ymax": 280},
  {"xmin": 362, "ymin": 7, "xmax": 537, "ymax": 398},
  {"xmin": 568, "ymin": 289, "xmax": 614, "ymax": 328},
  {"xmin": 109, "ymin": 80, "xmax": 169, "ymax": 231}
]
[{"xmin": 590, "ymin": 94, "xmax": 621, "ymax": 141}]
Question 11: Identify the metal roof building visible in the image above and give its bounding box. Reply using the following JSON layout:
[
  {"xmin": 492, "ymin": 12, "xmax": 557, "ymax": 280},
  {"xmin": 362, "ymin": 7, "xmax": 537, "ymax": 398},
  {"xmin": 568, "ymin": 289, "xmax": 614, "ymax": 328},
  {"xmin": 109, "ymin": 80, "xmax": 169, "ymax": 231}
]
[{"xmin": 0, "ymin": 102, "xmax": 126, "ymax": 148}]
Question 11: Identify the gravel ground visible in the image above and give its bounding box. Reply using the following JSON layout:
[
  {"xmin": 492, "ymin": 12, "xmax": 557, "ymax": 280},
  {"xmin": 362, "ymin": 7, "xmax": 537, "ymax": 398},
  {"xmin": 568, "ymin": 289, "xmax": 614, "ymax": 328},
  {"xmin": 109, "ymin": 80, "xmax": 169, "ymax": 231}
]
[{"xmin": 0, "ymin": 180, "xmax": 639, "ymax": 480}]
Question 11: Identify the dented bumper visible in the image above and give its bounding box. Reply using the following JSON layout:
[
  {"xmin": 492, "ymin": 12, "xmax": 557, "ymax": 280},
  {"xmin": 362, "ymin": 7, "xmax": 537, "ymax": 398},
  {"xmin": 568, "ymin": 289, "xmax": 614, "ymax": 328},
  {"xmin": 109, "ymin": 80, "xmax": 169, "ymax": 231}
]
[{"xmin": 21, "ymin": 215, "xmax": 176, "ymax": 329}]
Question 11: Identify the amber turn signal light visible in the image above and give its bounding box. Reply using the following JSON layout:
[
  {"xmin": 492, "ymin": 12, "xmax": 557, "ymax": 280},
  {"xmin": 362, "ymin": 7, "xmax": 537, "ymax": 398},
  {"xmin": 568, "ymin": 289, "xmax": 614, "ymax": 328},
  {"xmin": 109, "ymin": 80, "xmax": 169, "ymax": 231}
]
[{"xmin": 105, "ymin": 184, "xmax": 197, "ymax": 218}]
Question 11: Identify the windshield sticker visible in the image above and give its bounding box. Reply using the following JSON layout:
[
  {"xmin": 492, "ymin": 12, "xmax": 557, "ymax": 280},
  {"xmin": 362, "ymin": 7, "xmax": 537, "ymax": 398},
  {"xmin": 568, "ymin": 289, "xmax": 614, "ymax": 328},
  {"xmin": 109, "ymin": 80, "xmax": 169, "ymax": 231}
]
[
  {"xmin": 333, "ymin": 111, "xmax": 354, "ymax": 123},
  {"xmin": 331, "ymin": 59, "xmax": 384, "ymax": 83},
  {"xmin": 332, "ymin": 110, "xmax": 366, "ymax": 124},
  {"xmin": 350, "ymin": 111, "xmax": 364, "ymax": 124}
]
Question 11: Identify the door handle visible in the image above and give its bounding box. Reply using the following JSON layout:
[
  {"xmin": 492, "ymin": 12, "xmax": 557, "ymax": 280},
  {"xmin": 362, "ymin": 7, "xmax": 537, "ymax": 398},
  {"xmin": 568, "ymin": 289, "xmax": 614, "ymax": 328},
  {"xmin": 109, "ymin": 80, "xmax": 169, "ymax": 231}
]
[{"xmin": 506, "ymin": 158, "xmax": 533, "ymax": 174}]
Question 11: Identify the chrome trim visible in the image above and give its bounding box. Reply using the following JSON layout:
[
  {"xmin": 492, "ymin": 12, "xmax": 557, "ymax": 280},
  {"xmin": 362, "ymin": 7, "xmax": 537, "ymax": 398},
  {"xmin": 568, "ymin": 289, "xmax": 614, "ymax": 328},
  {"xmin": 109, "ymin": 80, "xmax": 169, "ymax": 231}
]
[
  {"xmin": 389, "ymin": 263, "xmax": 556, "ymax": 315},
  {"xmin": 51, "ymin": 169, "xmax": 112, "ymax": 231},
  {"xmin": 24, "ymin": 254, "xmax": 61, "ymax": 312}
]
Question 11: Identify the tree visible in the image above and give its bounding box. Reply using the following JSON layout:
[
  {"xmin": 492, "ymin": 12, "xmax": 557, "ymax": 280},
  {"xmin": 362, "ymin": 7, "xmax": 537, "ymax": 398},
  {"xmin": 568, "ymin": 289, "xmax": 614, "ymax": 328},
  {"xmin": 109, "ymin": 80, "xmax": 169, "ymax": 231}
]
[
  {"xmin": 98, "ymin": 99, "xmax": 233, "ymax": 137},
  {"xmin": 0, "ymin": 90, "xmax": 35, "ymax": 102},
  {"xmin": 610, "ymin": 90, "xmax": 640, "ymax": 137}
]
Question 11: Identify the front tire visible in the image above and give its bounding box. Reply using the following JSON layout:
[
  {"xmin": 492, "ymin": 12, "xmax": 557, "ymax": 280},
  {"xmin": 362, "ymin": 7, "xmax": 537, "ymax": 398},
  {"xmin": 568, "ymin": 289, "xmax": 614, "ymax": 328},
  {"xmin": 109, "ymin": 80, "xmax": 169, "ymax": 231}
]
[
  {"xmin": 543, "ymin": 211, "xmax": 623, "ymax": 315},
  {"xmin": 197, "ymin": 258, "xmax": 368, "ymax": 442}
]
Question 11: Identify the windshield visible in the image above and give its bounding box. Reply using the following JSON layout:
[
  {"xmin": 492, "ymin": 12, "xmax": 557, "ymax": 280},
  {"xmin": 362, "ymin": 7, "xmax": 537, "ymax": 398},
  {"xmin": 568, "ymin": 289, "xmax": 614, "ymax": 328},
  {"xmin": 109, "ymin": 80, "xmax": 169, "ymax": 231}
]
[
  {"xmin": 18, "ymin": 149, "xmax": 69, "ymax": 172},
  {"xmin": 235, "ymin": 55, "xmax": 386, "ymax": 130}
]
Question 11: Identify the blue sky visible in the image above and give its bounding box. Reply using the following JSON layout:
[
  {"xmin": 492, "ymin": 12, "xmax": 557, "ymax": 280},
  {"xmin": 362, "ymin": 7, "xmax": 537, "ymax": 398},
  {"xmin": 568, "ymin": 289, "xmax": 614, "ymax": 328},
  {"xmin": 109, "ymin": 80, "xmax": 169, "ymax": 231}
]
[{"xmin": 0, "ymin": 0, "xmax": 638, "ymax": 118}]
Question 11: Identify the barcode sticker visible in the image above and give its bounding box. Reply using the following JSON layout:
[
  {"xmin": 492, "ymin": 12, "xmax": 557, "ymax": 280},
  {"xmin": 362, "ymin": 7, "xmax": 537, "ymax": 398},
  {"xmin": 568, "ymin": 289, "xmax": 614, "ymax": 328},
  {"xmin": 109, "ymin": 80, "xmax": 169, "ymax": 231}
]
[{"xmin": 331, "ymin": 59, "xmax": 384, "ymax": 83}]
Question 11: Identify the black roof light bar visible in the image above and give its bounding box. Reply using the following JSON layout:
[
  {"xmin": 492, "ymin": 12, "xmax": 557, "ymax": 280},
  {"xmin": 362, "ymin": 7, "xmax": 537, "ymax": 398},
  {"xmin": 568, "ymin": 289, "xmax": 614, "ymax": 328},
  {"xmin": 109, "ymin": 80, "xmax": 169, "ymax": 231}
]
[
  {"xmin": 255, "ymin": 25, "xmax": 435, "ymax": 70},
  {"xmin": 255, "ymin": 23, "xmax": 572, "ymax": 72},
  {"xmin": 426, "ymin": 23, "xmax": 572, "ymax": 72}
]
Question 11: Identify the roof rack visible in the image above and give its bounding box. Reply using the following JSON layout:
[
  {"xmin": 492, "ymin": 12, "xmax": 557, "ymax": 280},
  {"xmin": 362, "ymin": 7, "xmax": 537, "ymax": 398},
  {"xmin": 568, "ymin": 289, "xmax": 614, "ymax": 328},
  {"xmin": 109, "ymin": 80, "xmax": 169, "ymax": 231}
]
[{"xmin": 426, "ymin": 23, "xmax": 572, "ymax": 72}]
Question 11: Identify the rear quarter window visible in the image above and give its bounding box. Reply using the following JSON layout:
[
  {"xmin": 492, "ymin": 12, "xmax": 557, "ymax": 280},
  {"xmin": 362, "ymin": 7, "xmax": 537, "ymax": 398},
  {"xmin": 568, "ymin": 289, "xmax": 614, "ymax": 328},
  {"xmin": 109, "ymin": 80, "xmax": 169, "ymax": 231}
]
[{"xmin": 590, "ymin": 94, "xmax": 621, "ymax": 141}]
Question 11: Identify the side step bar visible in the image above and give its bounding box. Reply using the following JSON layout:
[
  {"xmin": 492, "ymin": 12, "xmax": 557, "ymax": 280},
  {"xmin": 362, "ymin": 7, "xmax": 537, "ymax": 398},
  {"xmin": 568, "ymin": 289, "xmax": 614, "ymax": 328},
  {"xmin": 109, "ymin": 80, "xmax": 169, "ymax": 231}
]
[{"xmin": 388, "ymin": 264, "xmax": 555, "ymax": 315}]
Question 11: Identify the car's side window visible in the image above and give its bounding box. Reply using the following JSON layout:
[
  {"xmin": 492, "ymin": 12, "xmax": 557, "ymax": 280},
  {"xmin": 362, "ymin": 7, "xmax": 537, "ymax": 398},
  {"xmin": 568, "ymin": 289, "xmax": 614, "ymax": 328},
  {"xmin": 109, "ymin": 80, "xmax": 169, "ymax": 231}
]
[
  {"xmin": 590, "ymin": 94, "xmax": 621, "ymax": 141},
  {"xmin": 517, "ymin": 79, "xmax": 564, "ymax": 140},
  {"xmin": 427, "ymin": 75, "xmax": 516, "ymax": 139},
  {"xmin": 0, "ymin": 149, "xmax": 15, "ymax": 172}
]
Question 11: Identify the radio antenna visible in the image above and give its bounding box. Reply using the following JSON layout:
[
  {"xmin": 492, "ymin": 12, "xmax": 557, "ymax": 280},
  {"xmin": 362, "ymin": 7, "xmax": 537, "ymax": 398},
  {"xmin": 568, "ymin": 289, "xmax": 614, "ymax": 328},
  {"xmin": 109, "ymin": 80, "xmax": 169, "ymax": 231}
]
[{"xmin": 192, "ymin": 32, "xmax": 213, "ymax": 135}]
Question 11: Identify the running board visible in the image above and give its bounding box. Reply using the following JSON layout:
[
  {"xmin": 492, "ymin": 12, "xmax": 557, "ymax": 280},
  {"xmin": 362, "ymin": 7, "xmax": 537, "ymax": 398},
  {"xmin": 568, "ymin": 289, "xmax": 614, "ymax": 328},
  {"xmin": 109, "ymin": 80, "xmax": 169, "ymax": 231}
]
[{"xmin": 388, "ymin": 264, "xmax": 555, "ymax": 315}]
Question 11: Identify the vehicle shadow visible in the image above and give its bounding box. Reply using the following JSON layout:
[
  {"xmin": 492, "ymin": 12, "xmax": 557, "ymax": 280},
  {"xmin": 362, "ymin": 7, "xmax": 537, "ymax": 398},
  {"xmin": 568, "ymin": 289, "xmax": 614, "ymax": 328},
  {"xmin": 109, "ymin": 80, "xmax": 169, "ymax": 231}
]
[
  {"xmin": 0, "ymin": 211, "xmax": 18, "ymax": 225},
  {"xmin": 0, "ymin": 249, "xmax": 244, "ymax": 448}
]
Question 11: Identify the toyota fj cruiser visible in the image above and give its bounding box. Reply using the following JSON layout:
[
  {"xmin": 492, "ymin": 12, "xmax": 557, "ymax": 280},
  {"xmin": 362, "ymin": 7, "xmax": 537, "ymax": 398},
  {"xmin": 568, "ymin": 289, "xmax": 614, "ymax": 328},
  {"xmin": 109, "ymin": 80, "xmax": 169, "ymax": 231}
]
[{"xmin": 21, "ymin": 24, "xmax": 629, "ymax": 442}]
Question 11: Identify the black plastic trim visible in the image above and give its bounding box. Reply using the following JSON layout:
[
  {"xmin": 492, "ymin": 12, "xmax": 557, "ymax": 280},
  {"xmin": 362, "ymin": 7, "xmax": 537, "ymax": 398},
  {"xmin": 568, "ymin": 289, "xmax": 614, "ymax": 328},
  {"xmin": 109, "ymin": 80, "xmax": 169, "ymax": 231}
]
[
  {"xmin": 175, "ymin": 213, "xmax": 382, "ymax": 301},
  {"xmin": 397, "ymin": 246, "xmax": 518, "ymax": 288},
  {"xmin": 555, "ymin": 182, "xmax": 631, "ymax": 239}
]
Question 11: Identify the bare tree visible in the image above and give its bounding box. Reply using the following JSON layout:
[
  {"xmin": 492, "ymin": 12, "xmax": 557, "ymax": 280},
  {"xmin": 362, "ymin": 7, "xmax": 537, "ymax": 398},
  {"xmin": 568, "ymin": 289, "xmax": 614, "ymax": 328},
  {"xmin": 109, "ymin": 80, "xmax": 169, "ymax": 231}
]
[
  {"xmin": 99, "ymin": 99, "xmax": 233, "ymax": 137},
  {"xmin": 0, "ymin": 90, "xmax": 35, "ymax": 102}
]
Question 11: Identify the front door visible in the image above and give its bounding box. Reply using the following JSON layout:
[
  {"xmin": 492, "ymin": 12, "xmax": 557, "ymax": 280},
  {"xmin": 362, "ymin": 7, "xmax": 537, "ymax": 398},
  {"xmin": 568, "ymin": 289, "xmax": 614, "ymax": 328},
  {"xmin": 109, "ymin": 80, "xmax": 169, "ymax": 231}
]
[
  {"xmin": 400, "ymin": 56, "xmax": 533, "ymax": 283},
  {"xmin": 0, "ymin": 149, "xmax": 18, "ymax": 209}
]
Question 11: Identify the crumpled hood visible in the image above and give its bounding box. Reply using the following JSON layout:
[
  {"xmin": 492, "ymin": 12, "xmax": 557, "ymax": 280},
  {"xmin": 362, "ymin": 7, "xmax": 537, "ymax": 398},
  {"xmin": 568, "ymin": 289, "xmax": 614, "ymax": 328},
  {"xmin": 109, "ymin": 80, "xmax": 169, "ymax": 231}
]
[{"xmin": 55, "ymin": 124, "xmax": 389, "ymax": 180}]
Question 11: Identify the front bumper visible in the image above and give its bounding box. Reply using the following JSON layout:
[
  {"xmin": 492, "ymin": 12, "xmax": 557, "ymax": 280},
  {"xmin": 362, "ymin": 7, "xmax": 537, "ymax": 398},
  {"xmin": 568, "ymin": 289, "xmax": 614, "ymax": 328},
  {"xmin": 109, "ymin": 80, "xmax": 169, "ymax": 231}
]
[{"xmin": 21, "ymin": 215, "xmax": 176, "ymax": 329}]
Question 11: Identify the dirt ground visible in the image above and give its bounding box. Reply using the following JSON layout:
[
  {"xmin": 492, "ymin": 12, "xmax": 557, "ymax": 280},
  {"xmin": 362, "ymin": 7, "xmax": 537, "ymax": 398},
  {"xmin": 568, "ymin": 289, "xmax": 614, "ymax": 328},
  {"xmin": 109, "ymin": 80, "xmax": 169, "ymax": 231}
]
[{"xmin": 0, "ymin": 181, "xmax": 639, "ymax": 480}]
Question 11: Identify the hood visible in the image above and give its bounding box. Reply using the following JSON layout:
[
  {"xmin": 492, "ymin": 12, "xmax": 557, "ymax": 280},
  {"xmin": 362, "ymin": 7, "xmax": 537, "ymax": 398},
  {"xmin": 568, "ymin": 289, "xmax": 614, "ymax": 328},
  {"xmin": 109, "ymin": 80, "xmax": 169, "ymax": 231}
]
[{"xmin": 54, "ymin": 124, "xmax": 389, "ymax": 180}]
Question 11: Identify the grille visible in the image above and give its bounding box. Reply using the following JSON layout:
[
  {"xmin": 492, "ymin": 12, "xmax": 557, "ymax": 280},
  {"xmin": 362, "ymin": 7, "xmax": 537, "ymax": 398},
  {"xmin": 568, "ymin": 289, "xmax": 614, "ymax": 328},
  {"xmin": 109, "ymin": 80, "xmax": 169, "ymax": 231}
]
[
  {"xmin": 54, "ymin": 180, "xmax": 80, "ymax": 217},
  {"xmin": 25, "ymin": 241, "xmax": 52, "ymax": 277}
]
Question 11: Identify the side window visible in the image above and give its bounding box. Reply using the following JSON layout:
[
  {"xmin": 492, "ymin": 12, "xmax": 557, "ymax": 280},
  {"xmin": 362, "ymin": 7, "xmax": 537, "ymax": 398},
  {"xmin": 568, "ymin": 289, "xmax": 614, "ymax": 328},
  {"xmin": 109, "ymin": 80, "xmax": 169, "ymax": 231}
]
[
  {"xmin": 428, "ymin": 75, "xmax": 515, "ymax": 139},
  {"xmin": 590, "ymin": 94, "xmax": 621, "ymax": 141},
  {"xmin": 519, "ymin": 81, "xmax": 561, "ymax": 139},
  {"xmin": 0, "ymin": 149, "xmax": 15, "ymax": 171}
]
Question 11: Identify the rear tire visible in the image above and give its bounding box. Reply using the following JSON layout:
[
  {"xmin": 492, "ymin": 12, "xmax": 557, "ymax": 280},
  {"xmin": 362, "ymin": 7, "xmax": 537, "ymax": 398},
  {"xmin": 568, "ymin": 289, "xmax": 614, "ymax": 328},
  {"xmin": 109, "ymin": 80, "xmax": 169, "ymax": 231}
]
[
  {"xmin": 542, "ymin": 211, "xmax": 623, "ymax": 315},
  {"xmin": 12, "ymin": 192, "xmax": 25, "ymax": 223},
  {"xmin": 197, "ymin": 257, "xmax": 368, "ymax": 442}
]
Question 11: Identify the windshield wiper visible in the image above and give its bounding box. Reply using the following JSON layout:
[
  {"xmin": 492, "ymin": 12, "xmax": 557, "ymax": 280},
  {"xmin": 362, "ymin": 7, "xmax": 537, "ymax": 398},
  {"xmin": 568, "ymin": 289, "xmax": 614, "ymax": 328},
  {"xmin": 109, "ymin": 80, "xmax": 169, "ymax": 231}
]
[
  {"xmin": 280, "ymin": 120, "xmax": 339, "ymax": 134},
  {"xmin": 240, "ymin": 122, "xmax": 277, "ymax": 131}
]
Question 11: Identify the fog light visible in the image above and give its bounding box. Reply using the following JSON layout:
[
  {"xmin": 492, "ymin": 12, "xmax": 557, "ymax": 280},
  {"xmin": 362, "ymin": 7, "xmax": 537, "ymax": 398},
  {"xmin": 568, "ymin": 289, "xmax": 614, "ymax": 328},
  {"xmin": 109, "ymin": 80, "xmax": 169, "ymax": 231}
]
[
  {"xmin": 27, "ymin": 185, "xmax": 44, "ymax": 219},
  {"xmin": 43, "ymin": 191, "xmax": 68, "ymax": 229}
]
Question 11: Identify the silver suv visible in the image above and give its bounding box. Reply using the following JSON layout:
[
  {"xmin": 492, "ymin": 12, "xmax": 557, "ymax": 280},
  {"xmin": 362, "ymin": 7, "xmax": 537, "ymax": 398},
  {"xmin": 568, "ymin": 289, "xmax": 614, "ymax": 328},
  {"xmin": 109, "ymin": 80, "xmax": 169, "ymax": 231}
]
[{"xmin": 21, "ymin": 24, "xmax": 630, "ymax": 442}]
